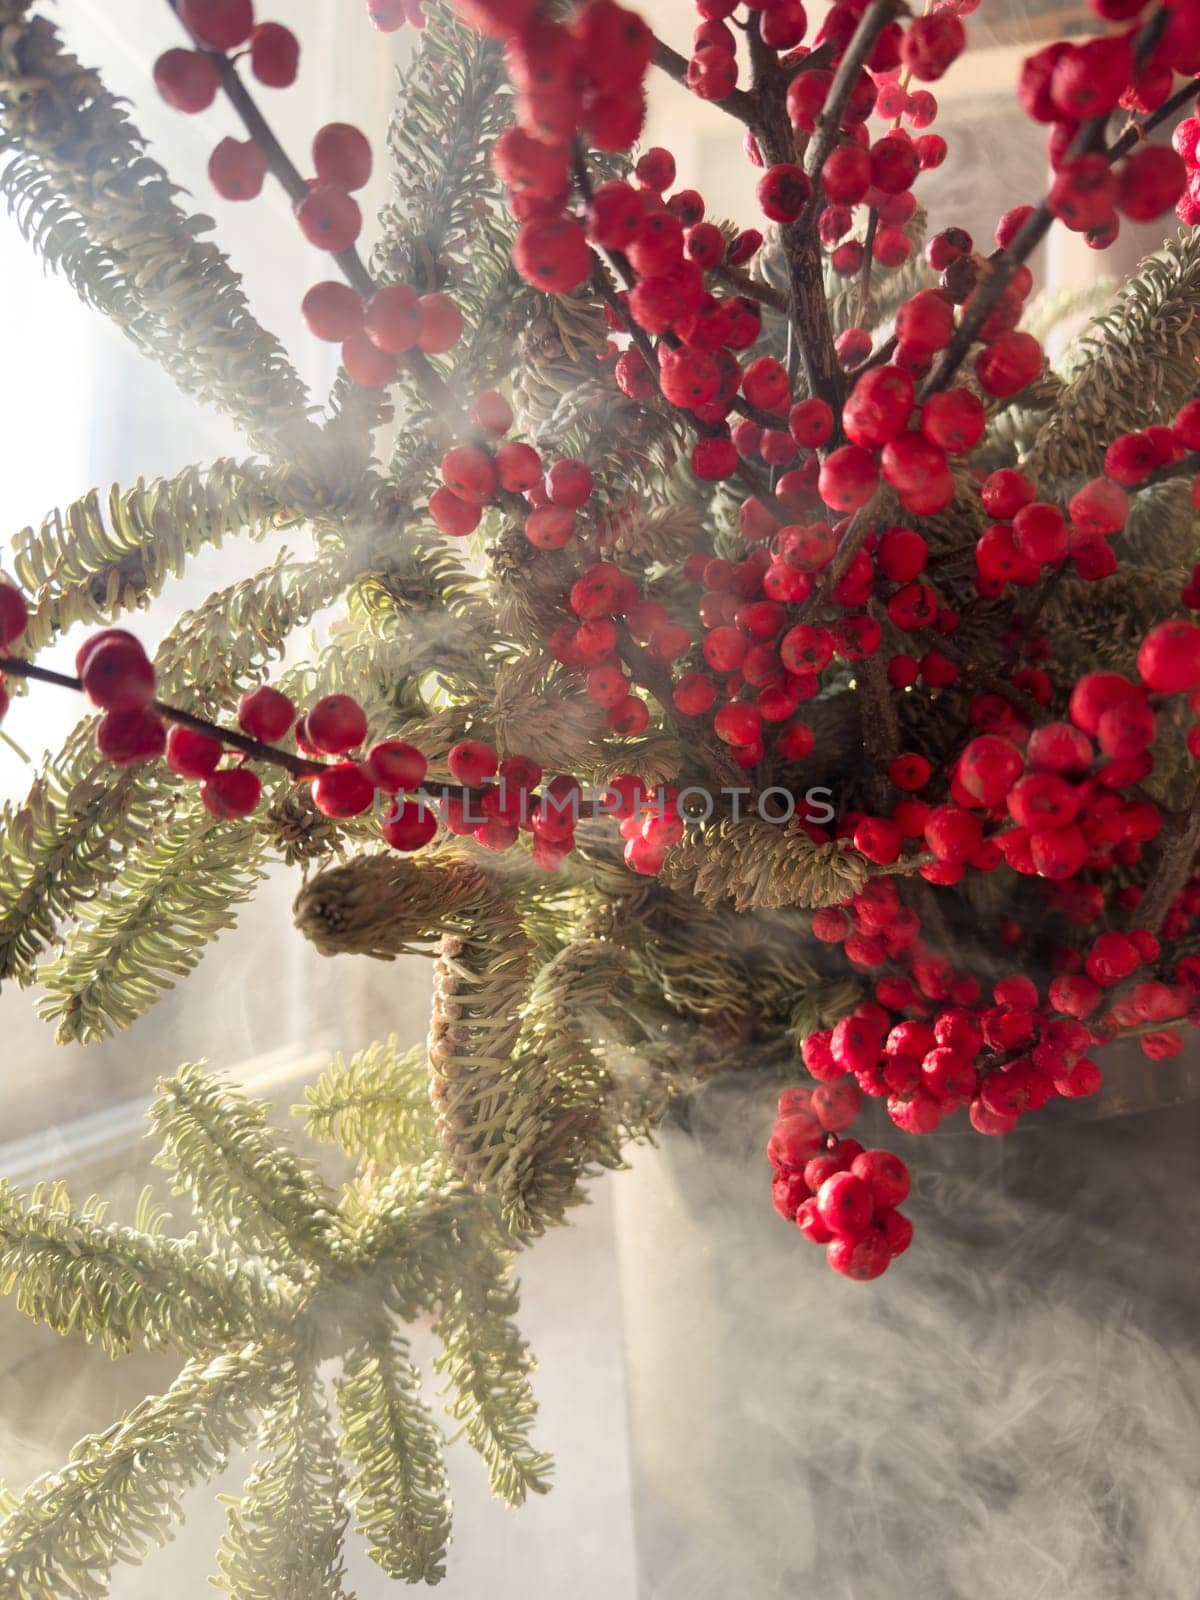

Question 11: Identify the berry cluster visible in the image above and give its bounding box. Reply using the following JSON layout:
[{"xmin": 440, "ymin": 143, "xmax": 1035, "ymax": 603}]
[
  {"xmin": 155, "ymin": 0, "xmax": 467, "ymax": 389},
  {"xmin": 303, "ymin": 274, "xmax": 463, "ymax": 389},
  {"xmin": 491, "ymin": 1, "xmax": 654, "ymax": 293},
  {"xmin": 366, "ymin": 0, "xmax": 427, "ymax": 30},
  {"xmin": 428, "ymin": 391, "xmax": 595, "ymax": 547},
  {"xmin": 16, "ymin": 0, "xmax": 1200, "ymax": 1295},
  {"xmin": 767, "ymin": 1084, "xmax": 913, "ymax": 1282},
  {"xmin": 155, "ymin": 2, "xmax": 299, "ymax": 111},
  {"xmin": 1022, "ymin": 21, "xmax": 1193, "ymax": 248}
]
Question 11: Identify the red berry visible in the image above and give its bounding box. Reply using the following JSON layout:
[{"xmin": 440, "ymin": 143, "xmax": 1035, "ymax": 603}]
[
  {"xmin": 208, "ymin": 138, "xmax": 268, "ymax": 201},
  {"xmin": 495, "ymin": 441, "xmax": 543, "ymax": 492},
  {"xmin": 1116, "ymin": 145, "xmax": 1185, "ymax": 222},
  {"xmin": 428, "ymin": 486, "xmax": 483, "ymax": 537},
  {"xmin": 756, "ymin": 163, "xmax": 812, "ymax": 222},
  {"xmin": 200, "ymin": 766, "xmax": 262, "ymax": 818},
  {"xmin": 819, "ymin": 445, "xmax": 878, "ymax": 512},
  {"xmin": 821, "ymin": 144, "xmax": 871, "ymax": 205},
  {"xmin": 0, "ymin": 580, "xmax": 28, "ymax": 646},
  {"xmin": 826, "ymin": 1229, "xmax": 891, "ymax": 1280},
  {"xmin": 95, "ymin": 708, "xmax": 166, "ymax": 766},
  {"xmin": 1138, "ymin": 620, "xmax": 1200, "ymax": 693},
  {"xmin": 851, "ymin": 1148, "xmax": 911, "ymax": 1209},
  {"xmin": 843, "ymin": 365, "xmax": 914, "ymax": 448},
  {"xmin": 363, "ymin": 284, "xmax": 421, "ymax": 353},
  {"xmin": 526, "ymin": 506, "xmax": 575, "ymax": 549},
  {"xmin": 302, "ymin": 282, "xmax": 364, "ymax": 342},
  {"xmin": 470, "ymin": 390, "xmax": 513, "ymax": 437},
  {"xmin": 312, "ymin": 763, "xmax": 376, "ymax": 818},
  {"xmin": 249, "ymin": 22, "xmax": 300, "ymax": 87},
  {"xmin": 180, "ymin": 0, "xmax": 253, "ymax": 50},
  {"xmin": 545, "ymin": 458, "xmax": 593, "ymax": 508},
  {"xmin": 923, "ymin": 803, "xmax": 983, "ymax": 863},
  {"xmin": 153, "ymin": 49, "xmax": 219, "ymax": 113},
  {"xmin": 341, "ymin": 333, "xmax": 397, "ymax": 387},
  {"xmin": 165, "ymin": 723, "xmax": 223, "ymax": 779},
  {"xmin": 1012, "ymin": 501, "xmax": 1067, "ymax": 565},
  {"xmin": 958, "ymin": 735, "xmax": 1023, "ymax": 806},
  {"xmin": 238, "ymin": 685, "xmax": 295, "ymax": 742},
  {"xmin": 900, "ymin": 10, "xmax": 965, "ymax": 81},
  {"xmin": 767, "ymin": 1111, "xmax": 823, "ymax": 1170},
  {"xmin": 296, "ymin": 185, "xmax": 363, "ymax": 252},
  {"xmin": 312, "ymin": 123, "xmax": 372, "ymax": 192},
  {"xmin": 513, "ymin": 215, "xmax": 592, "ymax": 293},
  {"xmin": 74, "ymin": 629, "xmax": 140, "ymax": 677},
  {"xmin": 981, "ymin": 468, "xmax": 1036, "ymax": 520},
  {"xmin": 1069, "ymin": 477, "xmax": 1127, "ymax": 536},
  {"xmin": 789, "ymin": 398, "xmax": 834, "ymax": 450},
  {"xmin": 921, "ymin": 387, "xmax": 984, "ymax": 453},
  {"xmin": 448, "ymin": 739, "xmax": 498, "ymax": 787},
  {"xmin": 870, "ymin": 133, "xmax": 920, "ymax": 194},
  {"xmin": 895, "ymin": 289, "xmax": 955, "ymax": 354},
  {"xmin": 81, "ymin": 636, "xmax": 155, "ymax": 711},
  {"xmin": 364, "ymin": 740, "xmax": 426, "ymax": 793},
  {"xmin": 442, "ymin": 444, "xmax": 497, "ymax": 504},
  {"xmin": 416, "ymin": 293, "xmax": 464, "ymax": 354},
  {"xmin": 975, "ymin": 332, "xmax": 1042, "ymax": 397},
  {"xmin": 306, "ymin": 694, "xmax": 368, "ymax": 755},
  {"xmin": 888, "ymin": 752, "xmax": 931, "ymax": 791},
  {"xmin": 880, "ymin": 1209, "xmax": 913, "ymax": 1257},
  {"xmin": 381, "ymin": 798, "xmax": 439, "ymax": 851}
]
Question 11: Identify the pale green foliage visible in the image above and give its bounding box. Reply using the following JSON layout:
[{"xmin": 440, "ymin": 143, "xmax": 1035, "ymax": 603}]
[
  {"xmin": 215, "ymin": 1366, "xmax": 353, "ymax": 1600},
  {"xmin": 150, "ymin": 1064, "xmax": 343, "ymax": 1264},
  {"xmin": 335, "ymin": 1326, "xmax": 452, "ymax": 1583},
  {"xmin": 0, "ymin": 1181, "xmax": 299, "ymax": 1356},
  {"xmin": 37, "ymin": 808, "xmax": 268, "ymax": 1043},
  {"xmin": 434, "ymin": 1240, "xmax": 553, "ymax": 1506},
  {"xmin": 0, "ymin": 1346, "xmax": 281, "ymax": 1600},
  {"xmin": 1, "ymin": 0, "xmax": 1196, "ymax": 1591},
  {"xmin": 301, "ymin": 1036, "xmax": 442, "ymax": 1169},
  {"xmin": 11, "ymin": 461, "xmax": 292, "ymax": 655}
]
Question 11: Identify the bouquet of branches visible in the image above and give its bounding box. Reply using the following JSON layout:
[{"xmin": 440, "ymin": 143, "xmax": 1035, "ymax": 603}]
[{"xmin": 1, "ymin": 0, "xmax": 1200, "ymax": 1589}]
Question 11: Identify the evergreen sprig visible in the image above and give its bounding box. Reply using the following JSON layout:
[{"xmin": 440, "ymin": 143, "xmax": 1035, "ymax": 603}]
[
  {"xmin": 215, "ymin": 1363, "xmax": 353, "ymax": 1600},
  {"xmin": 335, "ymin": 1324, "xmax": 453, "ymax": 1584}
]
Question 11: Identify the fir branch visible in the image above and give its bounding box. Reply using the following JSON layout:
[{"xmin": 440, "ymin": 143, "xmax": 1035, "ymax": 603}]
[
  {"xmin": 0, "ymin": 1345, "xmax": 281, "ymax": 1600},
  {"xmin": 300, "ymin": 1036, "xmax": 441, "ymax": 1169},
  {"xmin": 649, "ymin": 35, "xmax": 757, "ymax": 124},
  {"xmin": 215, "ymin": 1363, "xmax": 352, "ymax": 1600},
  {"xmin": 0, "ymin": 7, "xmax": 313, "ymax": 453},
  {"xmin": 373, "ymin": 10, "xmax": 512, "ymax": 291},
  {"xmin": 150, "ymin": 1064, "xmax": 342, "ymax": 1265},
  {"xmin": 0, "ymin": 1180, "xmax": 300, "ymax": 1358},
  {"xmin": 294, "ymin": 854, "xmax": 492, "ymax": 960},
  {"xmin": 10, "ymin": 462, "xmax": 292, "ymax": 656},
  {"xmin": 660, "ymin": 816, "xmax": 874, "ymax": 913},
  {"xmin": 334, "ymin": 1324, "xmax": 452, "ymax": 1584},
  {"xmin": 36, "ymin": 805, "xmax": 269, "ymax": 1044},
  {"xmin": 1025, "ymin": 231, "xmax": 1200, "ymax": 487},
  {"xmin": 433, "ymin": 1244, "xmax": 552, "ymax": 1506},
  {"xmin": 427, "ymin": 897, "xmax": 535, "ymax": 1197}
]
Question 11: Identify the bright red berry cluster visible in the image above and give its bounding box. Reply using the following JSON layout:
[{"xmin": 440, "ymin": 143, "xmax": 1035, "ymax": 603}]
[
  {"xmin": 429, "ymin": 394, "xmax": 595, "ymax": 547},
  {"xmin": 767, "ymin": 1084, "xmax": 913, "ymax": 1282},
  {"xmin": 155, "ymin": 4, "xmax": 468, "ymax": 389}
]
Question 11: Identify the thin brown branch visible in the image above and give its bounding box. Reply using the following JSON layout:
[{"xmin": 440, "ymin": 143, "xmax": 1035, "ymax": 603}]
[
  {"xmin": 712, "ymin": 264, "xmax": 789, "ymax": 313},
  {"xmin": 1130, "ymin": 785, "xmax": 1200, "ymax": 935},
  {"xmin": 801, "ymin": 1, "xmax": 902, "ymax": 208},
  {"xmin": 919, "ymin": 3, "xmax": 1171, "ymax": 401},
  {"xmin": 650, "ymin": 34, "xmax": 758, "ymax": 126}
]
